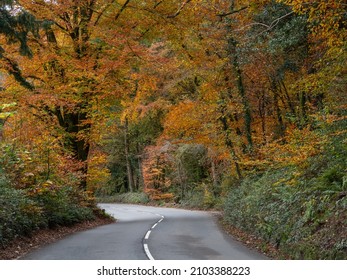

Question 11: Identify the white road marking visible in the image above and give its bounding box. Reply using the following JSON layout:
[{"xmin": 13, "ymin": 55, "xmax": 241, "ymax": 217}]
[
  {"xmin": 144, "ymin": 230, "xmax": 151, "ymax": 240},
  {"xmin": 143, "ymin": 244, "xmax": 154, "ymax": 260},
  {"xmin": 142, "ymin": 214, "xmax": 165, "ymax": 260}
]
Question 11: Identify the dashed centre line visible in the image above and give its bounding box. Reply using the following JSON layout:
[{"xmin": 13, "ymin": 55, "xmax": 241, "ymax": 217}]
[
  {"xmin": 143, "ymin": 244, "xmax": 154, "ymax": 260},
  {"xmin": 143, "ymin": 214, "xmax": 165, "ymax": 260},
  {"xmin": 144, "ymin": 230, "xmax": 151, "ymax": 240}
]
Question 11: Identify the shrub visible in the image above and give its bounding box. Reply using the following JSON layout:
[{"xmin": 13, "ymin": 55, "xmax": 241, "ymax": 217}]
[
  {"xmin": 179, "ymin": 182, "xmax": 220, "ymax": 209},
  {"xmin": 96, "ymin": 192, "xmax": 150, "ymax": 204},
  {"xmin": 34, "ymin": 186, "xmax": 95, "ymax": 227},
  {"xmin": 0, "ymin": 173, "xmax": 44, "ymax": 246},
  {"xmin": 224, "ymin": 145, "xmax": 347, "ymax": 259},
  {"xmin": 0, "ymin": 158, "xmax": 96, "ymax": 247}
]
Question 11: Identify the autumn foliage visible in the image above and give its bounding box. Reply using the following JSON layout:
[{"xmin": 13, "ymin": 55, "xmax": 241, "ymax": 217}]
[{"xmin": 0, "ymin": 0, "xmax": 346, "ymax": 258}]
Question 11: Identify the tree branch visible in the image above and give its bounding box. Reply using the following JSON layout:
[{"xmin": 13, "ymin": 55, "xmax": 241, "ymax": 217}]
[
  {"xmin": 154, "ymin": 0, "xmax": 165, "ymax": 9},
  {"xmin": 94, "ymin": 0, "xmax": 116, "ymax": 26},
  {"xmin": 233, "ymin": 11, "xmax": 295, "ymax": 37},
  {"xmin": 126, "ymin": 40, "xmax": 144, "ymax": 60},
  {"xmin": 217, "ymin": 5, "xmax": 249, "ymax": 18},
  {"xmin": 0, "ymin": 55, "xmax": 35, "ymax": 91},
  {"xmin": 255, "ymin": 11, "xmax": 295, "ymax": 36},
  {"xmin": 167, "ymin": 0, "xmax": 192, "ymax": 18},
  {"xmin": 115, "ymin": 0, "xmax": 131, "ymax": 21}
]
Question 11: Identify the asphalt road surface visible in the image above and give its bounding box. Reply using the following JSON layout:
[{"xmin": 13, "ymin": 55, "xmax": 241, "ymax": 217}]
[{"xmin": 22, "ymin": 204, "xmax": 267, "ymax": 260}]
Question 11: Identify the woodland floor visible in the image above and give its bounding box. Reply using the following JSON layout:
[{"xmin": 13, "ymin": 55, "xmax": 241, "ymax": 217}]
[{"xmin": 217, "ymin": 215, "xmax": 282, "ymax": 259}]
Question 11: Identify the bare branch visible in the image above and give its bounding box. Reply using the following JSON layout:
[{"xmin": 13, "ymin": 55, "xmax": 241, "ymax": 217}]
[
  {"xmin": 256, "ymin": 11, "xmax": 294, "ymax": 36},
  {"xmin": 234, "ymin": 22, "xmax": 271, "ymax": 32},
  {"xmin": 154, "ymin": 0, "xmax": 165, "ymax": 9},
  {"xmin": 217, "ymin": 5, "xmax": 249, "ymax": 18},
  {"xmin": 234, "ymin": 11, "xmax": 295, "ymax": 35},
  {"xmin": 94, "ymin": 0, "xmax": 116, "ymax": 26},
  {"xmin": 126, "ymin": 40, "xmax": 144, "ymax": 60},
  {"xmin": 268, "ymin": 11, "xmax": 294, "ymax": 29},
  {"xmin": 115, "ymin": 0, "xmax": 131, "ymax": 21},
  {"xmin": 167, "ymin": 0, "xmax": 192, "ymax": 19}
]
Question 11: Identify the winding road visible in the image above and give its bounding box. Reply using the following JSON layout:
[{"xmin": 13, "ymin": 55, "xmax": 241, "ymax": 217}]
[{"xmin": 22, "ymin": 204, "xmax": 267, "ymax": 260}]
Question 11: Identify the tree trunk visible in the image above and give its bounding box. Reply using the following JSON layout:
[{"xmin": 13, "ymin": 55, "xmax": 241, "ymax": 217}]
[
  {"xmin": 299, "ymin": 91, "xmax": 308, "ymax": 127},
  {"xmin": 177, "ymin": 160, "xmax": 185, "ymax": 199},
  {"xmin": 124, "ymin": 117, "xmax": 134, "ymax": 192},
  {"xmin": 280, "ymin": 80, "xmax": 295, "ymax": 115},
  {"xmin": 45, "ymin": 4, "xmax": 95, "ymax": 189},
  {"xmin": 225, "ymin": 3, "xmax": 253, "ymax": 150},
  {"xmin": 211, "ymin": 158, "xmax": 218, "ymax": 188},
  {"xmin": 55, "ymin": 107, "xmax": 90, "ymax": 189},
  {"xmin": 137, "ymin": 155, "xmax": 144, "ymax": 190},
  {"xmin": 219, "ymin": 113, "xmax": 242, "ymax": 180},
  {"xmin": 273, "ymin": 86, "xmax": 285, "ymax": 139},
  {"xmin": 0, "ymin": 119, "xmax": 4, "ymax": 142}
]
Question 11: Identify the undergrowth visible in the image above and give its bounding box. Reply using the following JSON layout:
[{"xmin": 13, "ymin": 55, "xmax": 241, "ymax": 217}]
[
  {"xmin": 0, "ymin": 147, "xmax": 99, "ymax": 248},
  {"xmin": 224, "ymin": 116, "xmax": 347, "ymax": 259}
]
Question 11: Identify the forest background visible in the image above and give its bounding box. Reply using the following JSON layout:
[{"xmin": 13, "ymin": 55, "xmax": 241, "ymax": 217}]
[{"xmin": 0, "ymin": 0, "xmax": 346, "ymax": 259}]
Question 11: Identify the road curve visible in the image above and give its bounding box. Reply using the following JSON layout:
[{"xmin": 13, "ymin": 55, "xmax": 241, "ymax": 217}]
[{"xmin": 22, "ymin": 204, "xmax": 267, "ymax": 260}]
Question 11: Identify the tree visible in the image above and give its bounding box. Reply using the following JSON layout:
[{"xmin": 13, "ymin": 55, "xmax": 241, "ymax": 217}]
[
  {"xmin": 0, "ymin": 0, "xmax": 39, "ymax": 88},
  {"xmin": 2, "ymin": 0, "xmax": 194, "ymax": 189},
  {"xmin": 1, "ymin": 0, "xmax": 345, "ymax": 197},
  {"xmin": 280, "ymin": 0, "xmax": 346, "ymax": 48}
]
